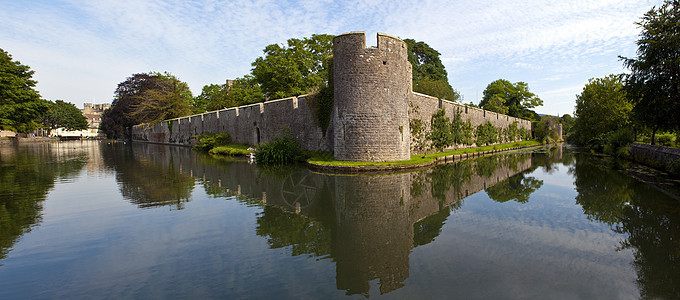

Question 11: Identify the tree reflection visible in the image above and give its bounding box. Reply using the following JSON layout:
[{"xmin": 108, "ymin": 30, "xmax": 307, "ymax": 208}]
[
  {"xmin": 101, "ymin": 143, "xmax": 194, "ymax": 209},
  {"xmin": 570, "ymin": 150, "xmax": 680, "ymax": 299},
  {"xmin": 485, "ymin": 173, "xmax": 543, "ymax": 203},
  {"xmin": 572, "ymin": 154, "xmax": 630, "ymax": 226},
  {"xmin": 0, "ymin": 144, "xmax": 86, "ymax": 260}
]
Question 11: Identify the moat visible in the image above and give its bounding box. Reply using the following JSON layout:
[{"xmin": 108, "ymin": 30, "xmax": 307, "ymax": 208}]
[{"xmin": 1, "ymin": 141, "xmax": 679, "ymax": 299}]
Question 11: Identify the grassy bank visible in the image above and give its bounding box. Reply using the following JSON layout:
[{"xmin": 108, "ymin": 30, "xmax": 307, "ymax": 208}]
[
  {"xmin": 208, "ymin": 144, "xmax": 253, "ymax": 157},
  {"xmin": 307, "ymin": 140, "xmax": 541, "ymax": 167}
]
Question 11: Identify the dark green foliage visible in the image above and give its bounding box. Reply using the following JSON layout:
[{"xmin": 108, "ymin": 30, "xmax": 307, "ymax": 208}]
[
  {"xmin": 40, "ymin": 100, "xmax": 88, "ymax": 134},
  {"xmin": 410, "ymin": 118, "xmax": 426, "ymax": 152},
  {"xmin": 534, "ymin": 116, "xmax": 561, "ymax": 144},
  {"xmin": 315, "ymin": 57, "xmax": 334, "ymax": 133},
  {"xmin": 404, "ymin": 39, "xmax": 460, "ymax": 101},
  {"xmin": 193, "ymin": 133, "xmax": 231, "ymax": 152},
  {"xmin": 479, "ymin": 79, "xmax": 543, "ymax": 120},
  {"xmin": 475, "ymin": 121, "xmax": 498, "ymax": 146},
  {"xmin": 252, "ymin": 34, "xmax": 334, "ymax": 99},
  {"xmin": 604, "ymin": 128, "xmax": 635, "ymax": 158},
  {"xmin": 451, "ymin": 109, "xmax": 474, "ymax": 146},
  {"xmin": 427, "ymin": 109, "xmax": 453, "ymax": 152},
  {"xmin": 622, "ymin": 0, "xmax": 680, "ymax": 134},
  {"xmin": 255, "ymin": 133, "xmax": 308, "ymax": 165},
  {"xmin": 0, "ymin": 48, "xmax": 49, "ymax": 132}
]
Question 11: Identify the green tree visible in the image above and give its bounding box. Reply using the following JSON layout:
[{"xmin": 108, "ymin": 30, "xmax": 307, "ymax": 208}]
[
  {"xmin": 404, "ymin": 39, "xmax": 460, "ymax": 101},
  {"xmin": 573, "ymin": 75, "xmax": 632, "ymax": 145},
  {"xmin": 479, "ymin": 79, "xmax": 543, "ymax": 120},
  {"xmin": 534, "ymin": 115, "xmax": 561, "ymax": 143},
  {"xmin": 0, "ymin": 49, "xmax": 49, "ymax": 132},
  {"xmin": 427, "ymin": 109, "xmax": 453, "ymax": 152},
  {"xmin": 193, "ymin": 83, "xmax": 231, "ymax": 113},
  {"xmin": 40, "ymin": 100, "xmax": 88, "ymax": 135},
  {"xmin": 131, "ymin": 72, "xmax": 193, "ymax": 124},
  {"xmin": 252, "ymin": 34, "xmax": 333, "ymax": 99},
  {"xmin": 101, "ymin": 72, "xmax": 193, "ymax": 139},
  {"xmin": 225, "ymin": 75, "xmax": 265, "ymax": 106},
  {"xmin": 621, "ymin": 0, "xmax": 680, "ymax": 142}
]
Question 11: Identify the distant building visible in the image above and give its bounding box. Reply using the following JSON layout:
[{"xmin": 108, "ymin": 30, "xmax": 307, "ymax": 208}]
[
  {"xmin": 81, "ymin": 103, "xmax": 110, "ymax": 129},
  {"xmin": 49, "ymin": 102, "xmax": 111, "ymax": 138}
]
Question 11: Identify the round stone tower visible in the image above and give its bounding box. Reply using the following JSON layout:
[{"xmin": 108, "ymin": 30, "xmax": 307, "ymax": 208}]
[{"xmin": 333, "ymin": 32, "xmax": 412, "ymax": 162}]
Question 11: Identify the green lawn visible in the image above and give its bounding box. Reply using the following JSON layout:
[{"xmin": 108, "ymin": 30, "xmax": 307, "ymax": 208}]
[
  {"xmin": 307, "ymin": 140, "xmax": 541, "ymax": 167},
  {"xmin": 208, "ymin": 144, "xmax": 253, "ymax": 157}
]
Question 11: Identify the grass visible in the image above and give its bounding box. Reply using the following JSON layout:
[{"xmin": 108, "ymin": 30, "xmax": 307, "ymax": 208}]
[
  {"xmin": 307, "ymin": 140, "xmax": 541, "ymax": 167},
  {"xmin": 208, "ymin": 144, "xmax": 253, "ymax": 157}
]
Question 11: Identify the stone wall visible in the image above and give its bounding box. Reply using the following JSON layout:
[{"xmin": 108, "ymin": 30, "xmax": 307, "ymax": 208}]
[
  {"xmin": 132, "ymin": 95, "xmax": 333, "ymax": 151},
  {"xmin": 409, "ymin": 92, "xmax": 532, "ymax": 153},
  {"xmin": 630, "ymin": 143, "xmax": 680, "ymax": 166},
  {"xmin": 131, "ymin": 31, "xmax": 534, "ymax": 162}
]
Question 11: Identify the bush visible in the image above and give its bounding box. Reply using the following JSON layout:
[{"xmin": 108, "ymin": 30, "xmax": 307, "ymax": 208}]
[
  {"xmin": 607, "ymin": 127, "xmax": 634, "ymax": 154},
  {"xmin": 475, "ymin": 121, "xmax": 498, "ymax": 146},
  {"xmin": 255, "ymin": 134, "xmax": 307, "ymax": 165},
  {"xmin": 656, "ymin": 132, "xmax": 675, "ymax": 146},
  {"xmin": 193, "ymin": 133, "xmax": 231, "ymax": 152}
]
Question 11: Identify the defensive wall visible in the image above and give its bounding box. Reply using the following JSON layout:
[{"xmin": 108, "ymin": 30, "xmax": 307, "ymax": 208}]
[{"xmin": 132, "ymin": 31, "xmax": 532, "ymax": 161}]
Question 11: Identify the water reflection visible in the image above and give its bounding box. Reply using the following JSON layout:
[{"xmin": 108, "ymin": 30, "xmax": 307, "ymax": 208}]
[
  {"xmin": 100, "ymin": 143, "xmax": 195, "ymax": 209},
  {"xmin": 0, "ymin": 142, "xmax": 89, "ymax": 260},
  {"xmin": 2, "ymin": 142, "xmax": 680, "ymax": 298}
]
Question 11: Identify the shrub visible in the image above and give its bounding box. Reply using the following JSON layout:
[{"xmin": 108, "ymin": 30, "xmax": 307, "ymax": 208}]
[
  {"xmin": 667, "ymin": 159, "xmax": 680, "ymax": 176},
  {"xmin": 475, "ymin": 121, "xmax": 498, "ymax": 146},
  {"xmin": 656, "ymin": 132, "xmax": 675, "ymax": 146},
  {"xmin": 193, "ymin": 133, "xmax": 231, "ymax": 152},
  {"xmin": 255, "ymin": 133, "xmax": 307, "ymax": 165}
]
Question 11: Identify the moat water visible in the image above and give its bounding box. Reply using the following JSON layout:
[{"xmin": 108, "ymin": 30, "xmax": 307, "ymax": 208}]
[{"xmin": 1, "ymin": 141, "xmax": 679, "ymax": 299}]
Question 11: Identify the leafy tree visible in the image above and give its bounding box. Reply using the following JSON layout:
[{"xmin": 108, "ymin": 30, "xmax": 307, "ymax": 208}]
[
  {"xmin": 0, "ymin": 48, "xmax": 49, "ymax": 132},
  {"xmin": 131, "ymin": 72, "xmax": 193, "ymax": 124},
  {"xmin": 252, "ymin": 34, "xmax": 333, "ymax": 99},
  {"xmin": 621, "ymin": 0, "xmax": 680, "ymax": 142},
  {"xmin": 101, "ymin": 72, "xmax": 193, "ymax": 139},
  {"xmin": 479, "ymin": 79, "xmax": 543, "ymax": 120},
  {"xmin": 427, "ymin": 109, "xmax": 453, "ymax": 152},
  {"xmin": 404, "ymin": 39, "xmax": 460, "ymax": 101},
  {"xmin": 534, "ymin": 115, "xmax": 561, "ymax": 143},
  {"xmin": 40, "ymin": 100, "xmax": 88, "ymax": 135},
  {"xmin": 193, "ymin": 83, "xmax": 231, "ymax": 113},
  {"xmin": 226, "ymin": 75, "xmax": 265, "ymax": 106},
  {"xmin": 573, "ymin": 75, "xmax": 632, "ymax": 145},
  {"xmin": 475, "ymin": 121, "xmax": 498, "ymax": 146}
]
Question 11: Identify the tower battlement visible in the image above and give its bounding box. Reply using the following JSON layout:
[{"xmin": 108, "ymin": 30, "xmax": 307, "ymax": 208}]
[{"xmin": 333, "ymin": 32, "xmax": 412, "ymax": 162}]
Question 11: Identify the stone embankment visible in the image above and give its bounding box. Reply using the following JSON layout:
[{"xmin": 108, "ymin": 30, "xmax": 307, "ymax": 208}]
[{"xmin": 630, "ymin": 143, "xmax": 680, "ymax": 169}]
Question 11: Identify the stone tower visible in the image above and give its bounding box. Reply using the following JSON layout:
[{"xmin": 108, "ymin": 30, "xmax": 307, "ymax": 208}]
[{"xmin": 333, "ymin": 32, "xmax": 412, "ymax": 162}]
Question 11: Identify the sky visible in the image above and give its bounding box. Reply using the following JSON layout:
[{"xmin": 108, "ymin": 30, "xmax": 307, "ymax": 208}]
[{"xmin": 0, "ymin": 0, "xmax": 663, "ymax": 116}]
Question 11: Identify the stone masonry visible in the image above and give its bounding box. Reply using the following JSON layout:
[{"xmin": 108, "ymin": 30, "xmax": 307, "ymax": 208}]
[{"xmin": 131, "ymin": 31, "xmax": 532, "ymax": 162}]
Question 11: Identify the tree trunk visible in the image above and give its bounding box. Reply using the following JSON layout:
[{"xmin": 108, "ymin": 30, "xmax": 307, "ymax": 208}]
[{"xmin": 651, "ymin": 128, "xmax": 657, "ymax": 145}]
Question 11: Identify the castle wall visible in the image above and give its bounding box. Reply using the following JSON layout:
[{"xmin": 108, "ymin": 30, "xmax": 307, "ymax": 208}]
[
  {"xmin": 131, "ymin": 95, "xmax": 332, "ymax": 151},
  {"xmin": 409, "ymin": 92, "xmax": 532, "ymax": 153},
  {"xmin": 131, "ymin": 31, "xmax": 534, "ymax": 162}
]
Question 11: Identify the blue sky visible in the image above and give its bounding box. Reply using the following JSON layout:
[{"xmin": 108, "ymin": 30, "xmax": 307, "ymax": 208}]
[{"xmin": 0, "ymin": 0, "xmax": 662, "ymax": 116}]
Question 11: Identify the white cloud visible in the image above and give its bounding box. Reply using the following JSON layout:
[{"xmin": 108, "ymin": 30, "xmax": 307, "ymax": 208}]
[{"xmin": 0, "ymin": 0, "xmax": 664, "ymax": 114}]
